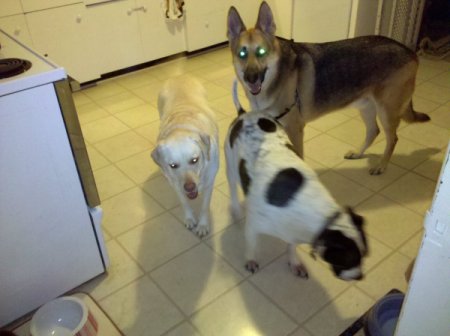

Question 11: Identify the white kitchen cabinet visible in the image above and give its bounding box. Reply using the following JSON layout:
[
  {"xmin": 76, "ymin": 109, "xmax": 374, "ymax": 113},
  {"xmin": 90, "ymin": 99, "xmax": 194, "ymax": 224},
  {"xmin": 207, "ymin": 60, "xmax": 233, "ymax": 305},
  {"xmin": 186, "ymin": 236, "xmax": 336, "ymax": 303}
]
[
  {"xmin": 21, "ymin": 0, "xmax": 82, "ymax": 13},
  {"xmin": 0, "ymin": 0, "xmax": 33, "ymax": 46},
  {"xmin": 26, "ymin": 3, "xmax": 102, "ymax": 83},
  {"xmin": 184, "ymin": 0, "xmax": 276, "ymax": 52},
  {"xmin": 184, "ymin": 0, "xmax": 230, "ymax": 52},
  {"xmin": 26, "ymin": 1, "xmax": 144, "ymax": 83},
  {"xmin": 1, "ymin": 0, "xmax": 23, "ymax": 16},
  {"xmin": 265, "ymin": 0, "xmax": 293, "ymax": 39},
  {"xmin": 137, "ymin": 0, "xmax": 185, "ymax": 62},
  {"xmin": 84, "ymin": 0, "xmax": 143, "ymax": 75},
  {"xmin": 229, "ymin": 0, "xmax": 259, "ymax": 25},
  {"xmin": 0, "ymin": 14, "xmax": 33, "ymax": 46},
  {"xmin": 292, "ymin": 0, "xmax": 353, "ymax": 42}
]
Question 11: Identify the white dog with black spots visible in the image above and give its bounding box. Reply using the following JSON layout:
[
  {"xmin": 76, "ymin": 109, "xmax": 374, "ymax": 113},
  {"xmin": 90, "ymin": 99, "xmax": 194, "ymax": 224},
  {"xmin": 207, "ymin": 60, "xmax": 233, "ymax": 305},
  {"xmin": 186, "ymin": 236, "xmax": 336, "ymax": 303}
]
[{"xmin": 224, "ymin": 90, "xmax": 368, "ymax": 280}]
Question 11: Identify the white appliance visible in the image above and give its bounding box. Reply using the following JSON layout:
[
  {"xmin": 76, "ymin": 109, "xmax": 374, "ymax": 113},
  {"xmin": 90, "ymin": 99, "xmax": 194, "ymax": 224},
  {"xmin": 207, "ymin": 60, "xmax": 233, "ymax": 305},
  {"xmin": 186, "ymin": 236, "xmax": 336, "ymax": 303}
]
[
  {"xmin": 395, "ymin": 142, "xmax": 450, "ymax": 335},
  {"xmin": 0, "ymin": 29, "xmax": 108, "ymax": 327}
]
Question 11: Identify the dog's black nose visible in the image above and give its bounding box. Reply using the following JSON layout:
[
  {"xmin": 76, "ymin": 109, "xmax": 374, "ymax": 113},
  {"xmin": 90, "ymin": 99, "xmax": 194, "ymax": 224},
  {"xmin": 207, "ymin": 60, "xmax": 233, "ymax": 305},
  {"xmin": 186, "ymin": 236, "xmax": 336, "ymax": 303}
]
[
  {"xmin": 244, "ymin": 71, "xmax": 259, "ymax": 84},
  {"xmin": 184, "ymin": 182, "xmax": 196, "ymax": 192}
]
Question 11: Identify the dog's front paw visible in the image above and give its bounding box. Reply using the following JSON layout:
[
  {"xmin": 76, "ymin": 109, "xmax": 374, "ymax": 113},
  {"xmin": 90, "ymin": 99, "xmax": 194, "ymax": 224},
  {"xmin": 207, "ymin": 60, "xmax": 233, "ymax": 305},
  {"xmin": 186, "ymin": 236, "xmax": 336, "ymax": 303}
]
[
  {"xmin": 245, "ymin": 260, "xmax": 259, "ymax": 274},
  {"xmin": 344, "ymin": 151, "xmax": 363, "ymax": 160},
  {"xmin": 194, "ymin": 224, "xmax": 209, "ymax": 238},
  {"xmin": 185, "ymin": 217, "xmax": 197, "ymax": 230},
  {"xmin": 288, "ymin": 262, "xmax": 309, "ymax": 279}
]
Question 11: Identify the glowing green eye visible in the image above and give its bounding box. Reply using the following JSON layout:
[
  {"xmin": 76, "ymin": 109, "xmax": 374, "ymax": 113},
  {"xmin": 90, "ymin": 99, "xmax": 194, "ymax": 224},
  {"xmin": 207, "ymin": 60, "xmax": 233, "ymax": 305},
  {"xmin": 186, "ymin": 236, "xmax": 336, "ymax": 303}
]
[
  {"xmin": 256, "ymin": 47, "xmax": 267, "ymax": 57},
  {"xmin": 238, "ymin": 47, "xmax": 248, "ymax": 59}
]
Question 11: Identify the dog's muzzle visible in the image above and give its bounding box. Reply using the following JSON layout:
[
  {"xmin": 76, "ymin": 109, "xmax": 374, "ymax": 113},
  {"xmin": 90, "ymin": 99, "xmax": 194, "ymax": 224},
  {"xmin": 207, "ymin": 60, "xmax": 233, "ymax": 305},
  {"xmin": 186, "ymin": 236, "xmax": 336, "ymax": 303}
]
[
  {"xmin": 244, "ymin": 68, "xmax": 267, "ymax": 95},
  {"xmin": 184, "ymin": 181, "xmax": 198, "ymax": 200}
]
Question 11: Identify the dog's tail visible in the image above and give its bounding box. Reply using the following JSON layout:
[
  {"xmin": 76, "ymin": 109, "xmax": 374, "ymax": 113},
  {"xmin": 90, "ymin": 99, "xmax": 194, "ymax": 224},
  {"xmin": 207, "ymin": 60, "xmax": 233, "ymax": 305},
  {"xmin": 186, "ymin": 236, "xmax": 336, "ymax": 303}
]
[
  {"xmin": 402, "ymin": 102, "xmax": 431, "ymax": 123},
  {"xmin": 232, "ymin": 79, "xmax": 246, "ymax": 116}
]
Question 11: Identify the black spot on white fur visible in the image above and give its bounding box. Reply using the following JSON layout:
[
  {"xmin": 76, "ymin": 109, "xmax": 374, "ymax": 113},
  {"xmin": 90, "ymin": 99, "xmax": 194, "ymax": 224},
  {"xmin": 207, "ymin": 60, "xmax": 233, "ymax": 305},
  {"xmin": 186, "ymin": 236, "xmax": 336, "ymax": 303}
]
[
  {"xmin": 257, "ymin": 118, "xmax": 277, "ymax": 132},
  {"xmin": 239, "ymin": 159, "xmax": 251, "ymax": 195},
  {"xmin": 229, "ymin": 119, "xmax": 243, "ymax": 148},
  {"xmin": 347, "ymin": 207, "xmax": 368, "ymax": 256},
  {"xmin": 319, "ymin": 229, "xmax": 362, "ymax": 277},
  {"xmin": 266, "ymin": 168, "xmax": 304, "ymax": 207}
]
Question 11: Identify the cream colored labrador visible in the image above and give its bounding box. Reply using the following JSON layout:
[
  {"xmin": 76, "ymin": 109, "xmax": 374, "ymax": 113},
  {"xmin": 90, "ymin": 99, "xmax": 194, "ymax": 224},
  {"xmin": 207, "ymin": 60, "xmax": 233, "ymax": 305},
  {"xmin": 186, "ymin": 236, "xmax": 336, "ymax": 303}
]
[{"xmin": 151, "ymin": 76, "xmax": 219, "ymax": 237}]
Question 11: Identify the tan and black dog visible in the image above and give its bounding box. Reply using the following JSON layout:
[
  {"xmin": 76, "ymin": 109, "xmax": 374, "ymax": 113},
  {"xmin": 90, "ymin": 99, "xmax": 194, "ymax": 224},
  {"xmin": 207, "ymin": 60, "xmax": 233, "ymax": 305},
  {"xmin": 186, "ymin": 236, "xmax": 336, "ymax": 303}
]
[{"xmin": 227, "ymin": 1, "xmax": 430, "ymax": 175}]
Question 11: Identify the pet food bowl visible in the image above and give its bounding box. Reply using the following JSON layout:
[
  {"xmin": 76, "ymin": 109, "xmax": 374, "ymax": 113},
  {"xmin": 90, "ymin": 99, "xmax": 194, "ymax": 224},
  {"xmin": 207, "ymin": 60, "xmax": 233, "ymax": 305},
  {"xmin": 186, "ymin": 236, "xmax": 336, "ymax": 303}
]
[
  {"xmin": 364, "ymin": 292, "xmax": 405, "ymax": 336},
  {"xmin": 30, "ymin": 296, "xmax": 98, "ymax": 336}
]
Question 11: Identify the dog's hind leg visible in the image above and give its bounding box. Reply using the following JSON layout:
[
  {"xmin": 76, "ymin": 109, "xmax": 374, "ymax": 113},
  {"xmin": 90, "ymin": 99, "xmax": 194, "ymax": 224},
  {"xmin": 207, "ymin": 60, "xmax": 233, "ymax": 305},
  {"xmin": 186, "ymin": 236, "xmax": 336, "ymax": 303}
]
[
  {"xmin": 345, "ymin": 98, "xmax": 380, "ymax": 160},
  {"xmin": 287, "ymin": 244, "xmax": 309, "ymax": 279},
  {"xmin": 368, "ymin": 61, "xmax": 422, "ymax": 175}
]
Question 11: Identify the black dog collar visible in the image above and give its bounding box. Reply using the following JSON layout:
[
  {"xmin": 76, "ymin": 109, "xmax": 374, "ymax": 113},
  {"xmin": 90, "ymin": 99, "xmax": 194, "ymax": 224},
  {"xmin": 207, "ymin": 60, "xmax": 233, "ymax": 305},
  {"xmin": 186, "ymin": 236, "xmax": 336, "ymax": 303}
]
[{"xmin": 275, "ymin": 89, "xmax": 299, "ymax": 121}]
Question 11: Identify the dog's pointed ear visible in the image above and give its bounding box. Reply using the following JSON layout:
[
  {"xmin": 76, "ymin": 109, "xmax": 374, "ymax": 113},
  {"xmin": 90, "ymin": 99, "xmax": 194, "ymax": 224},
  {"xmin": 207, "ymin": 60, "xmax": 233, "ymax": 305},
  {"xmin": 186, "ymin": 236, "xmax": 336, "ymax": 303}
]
[
  {"xmin": 199, "ymin": 134, "xmax": 211, "ymax": 161},
  {"xmin": 255, "ymin": 1, "xmax": 276, "ymax": 36},
  {"xmin": 227, "ymin": 6, "xmax": 246, "ymax": 41}
]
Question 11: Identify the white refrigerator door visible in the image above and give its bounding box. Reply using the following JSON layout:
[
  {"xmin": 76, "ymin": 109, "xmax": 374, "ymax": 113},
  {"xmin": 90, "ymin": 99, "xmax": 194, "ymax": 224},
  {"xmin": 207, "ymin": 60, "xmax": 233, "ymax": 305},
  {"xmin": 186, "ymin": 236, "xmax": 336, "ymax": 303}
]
[{"xmin": 0, "ymin": 83, "xmax": 104, "ymax": 326}]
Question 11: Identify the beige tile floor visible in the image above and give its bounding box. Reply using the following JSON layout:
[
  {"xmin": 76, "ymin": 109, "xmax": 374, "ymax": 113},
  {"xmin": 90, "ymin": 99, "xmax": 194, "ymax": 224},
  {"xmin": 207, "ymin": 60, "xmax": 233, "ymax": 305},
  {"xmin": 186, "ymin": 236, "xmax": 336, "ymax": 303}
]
[{"xmin": 69, "ymin": 47, "xmax": 448, "ymax": 336}]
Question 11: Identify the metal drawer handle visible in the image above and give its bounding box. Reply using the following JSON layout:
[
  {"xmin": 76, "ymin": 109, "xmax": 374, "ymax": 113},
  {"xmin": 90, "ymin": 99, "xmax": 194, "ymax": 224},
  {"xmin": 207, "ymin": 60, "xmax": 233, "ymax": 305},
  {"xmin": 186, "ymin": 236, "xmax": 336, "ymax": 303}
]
[{"xmin": 127, "ymin": 6, "xmax": 147, "ymax": 15}]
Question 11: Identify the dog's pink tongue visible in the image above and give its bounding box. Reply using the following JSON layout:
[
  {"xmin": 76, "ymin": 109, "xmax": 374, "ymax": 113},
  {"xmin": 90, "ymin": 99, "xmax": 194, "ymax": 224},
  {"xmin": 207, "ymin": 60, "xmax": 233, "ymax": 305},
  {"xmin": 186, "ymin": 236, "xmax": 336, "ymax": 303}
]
[
  {"xmin": 187, "ymin": 190, "xmax": 198, "ymax": 200},
  {"xmin": 248, "ymin": 82, "xmax": 262, "ymax": 95}
]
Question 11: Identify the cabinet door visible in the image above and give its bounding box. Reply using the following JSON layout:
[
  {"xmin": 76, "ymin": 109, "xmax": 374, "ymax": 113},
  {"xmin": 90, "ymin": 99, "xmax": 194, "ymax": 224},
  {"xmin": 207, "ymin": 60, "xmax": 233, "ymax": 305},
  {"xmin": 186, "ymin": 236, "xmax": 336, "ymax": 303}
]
[
  {"xmin": 1, "ymin": 0, "xmax": 23, "ymax": 16},
  {"xmin": 265, "ymin": 0, "xmax": 292, "ymax": 40},
  {"xmin": 0, "ymin": 14, "xmax": 33, "ymax": 46},
  {"xmin": 21, "ymin": 0, "xmax": 82, "ymax": 13},
  {"xmin": 137, "ymin": 0, "xmax": 185, "ymax": 61},
  {"xmin": 85, "ymin": 0, "xmax": 143, "ymax": 74},
  {"xmin": 292, "ymin": 0, "xmax": 353, "ymax": 42},
  {"xmin": 26, "ymin": 3, "xmax": 102, "ymax": 82},
  {"xmin": 184, "ymin": 0, "xmax": 231, "ymax": 52}
]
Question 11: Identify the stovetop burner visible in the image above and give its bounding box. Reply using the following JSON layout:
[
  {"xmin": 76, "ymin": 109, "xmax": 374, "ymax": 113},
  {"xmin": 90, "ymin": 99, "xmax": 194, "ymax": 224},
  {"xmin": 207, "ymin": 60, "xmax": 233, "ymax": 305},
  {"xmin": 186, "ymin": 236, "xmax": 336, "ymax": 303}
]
[{"xmin": 0, "ymin": 58, "xmax": 32, "ymax": 79}]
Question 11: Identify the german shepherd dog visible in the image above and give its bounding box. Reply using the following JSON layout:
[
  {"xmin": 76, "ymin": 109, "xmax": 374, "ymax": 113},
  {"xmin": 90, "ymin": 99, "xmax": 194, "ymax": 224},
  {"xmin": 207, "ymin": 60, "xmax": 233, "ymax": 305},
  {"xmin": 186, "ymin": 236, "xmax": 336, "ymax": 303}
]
[{"xmin": 227, "ymin": 2, "xmax": 430, "ymax": 175}]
